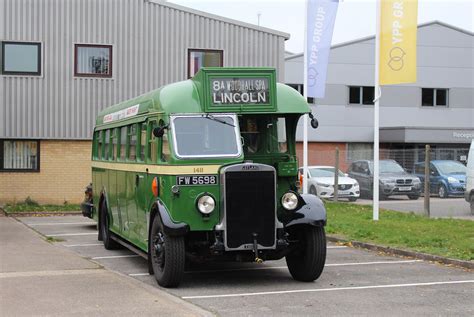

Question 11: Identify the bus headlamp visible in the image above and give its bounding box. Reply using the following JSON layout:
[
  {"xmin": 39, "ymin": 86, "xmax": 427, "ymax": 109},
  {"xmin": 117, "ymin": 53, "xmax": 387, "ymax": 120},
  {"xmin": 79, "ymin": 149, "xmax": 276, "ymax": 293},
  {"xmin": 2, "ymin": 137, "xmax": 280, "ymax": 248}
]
[
  {"xmin": 281, "ymin": 192, "xmax": 298, "ymax": 211},
  {"xmin": 197, "ymin": 195, "xmax": 215, "ymax": 215}
]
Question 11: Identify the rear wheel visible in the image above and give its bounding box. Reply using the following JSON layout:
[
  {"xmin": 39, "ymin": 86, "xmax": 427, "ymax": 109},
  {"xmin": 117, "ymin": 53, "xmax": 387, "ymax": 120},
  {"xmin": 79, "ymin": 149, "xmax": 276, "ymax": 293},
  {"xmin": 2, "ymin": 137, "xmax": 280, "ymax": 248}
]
[
  {"xmin": 286, "ymin": 226, "xmax": 326, "ymax": 282},
  {"xmin": 438, "ymin": 184, "xmax": 448, "ymax": 198},
  {"xmin": 150, "ymin": 215, "xmax": 185, "ymax": 288},
  {"xmin": 100, "ymin": 202, "xmax": 120, "ymax": 250}
]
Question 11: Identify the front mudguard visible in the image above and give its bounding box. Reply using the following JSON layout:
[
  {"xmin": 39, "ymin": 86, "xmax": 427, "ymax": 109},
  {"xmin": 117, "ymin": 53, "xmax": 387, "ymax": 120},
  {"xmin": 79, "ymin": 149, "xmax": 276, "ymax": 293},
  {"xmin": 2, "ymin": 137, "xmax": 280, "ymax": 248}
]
[
  {"xmin": 284, "ymin": 194, "xmax": 326, "ymax": 228},
  {"xmin": 153, "ymin": 200, "xmax": 189, "ymax": 237}
]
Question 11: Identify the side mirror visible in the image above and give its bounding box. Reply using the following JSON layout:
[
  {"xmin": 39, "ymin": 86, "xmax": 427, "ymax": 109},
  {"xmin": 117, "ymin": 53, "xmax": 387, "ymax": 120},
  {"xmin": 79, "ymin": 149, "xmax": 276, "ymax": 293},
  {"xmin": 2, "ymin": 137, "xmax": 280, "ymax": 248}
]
[
  {"xmin": 153, "ymin": 125, "xmax": 168, "ymax": 138},
  {"xmin": 308, "ymin": 113, "xmax": 319, "ymax": 129}
]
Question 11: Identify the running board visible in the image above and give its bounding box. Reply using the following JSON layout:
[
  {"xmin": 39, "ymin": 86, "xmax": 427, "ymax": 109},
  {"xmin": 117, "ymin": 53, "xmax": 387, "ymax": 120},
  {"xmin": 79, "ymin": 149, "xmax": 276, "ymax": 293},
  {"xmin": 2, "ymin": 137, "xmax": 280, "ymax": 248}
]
[{"xmin": 110, "ymin": 234, "xmax": 148, "ymax": 260}]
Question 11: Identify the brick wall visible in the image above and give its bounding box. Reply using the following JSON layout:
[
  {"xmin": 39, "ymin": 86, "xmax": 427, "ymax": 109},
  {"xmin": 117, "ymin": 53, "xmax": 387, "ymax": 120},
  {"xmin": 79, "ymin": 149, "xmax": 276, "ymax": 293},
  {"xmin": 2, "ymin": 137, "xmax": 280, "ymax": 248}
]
[
  {"xmin": 0, "ymin": 140, "xmax": 92, "ymax": 205},
  {"xmin": 296, "ymin": 142, "xmax": 350, "ymax": 171}
]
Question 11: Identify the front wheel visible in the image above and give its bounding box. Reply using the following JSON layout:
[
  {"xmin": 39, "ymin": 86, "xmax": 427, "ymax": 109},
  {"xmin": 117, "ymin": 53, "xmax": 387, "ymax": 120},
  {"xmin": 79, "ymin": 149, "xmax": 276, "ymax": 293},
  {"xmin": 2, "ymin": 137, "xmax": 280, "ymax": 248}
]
[
  {"xmin": 309, "ymin": 186, "xmax": 318, "ymax": 196},
  {"xmin": 348, "ymin": 197, "xmax": 358, "ymax": 202},
  {"xmin": 286, "ymin": 226, "xmax": 326, "ymax": 282},
  {"xmin": 150, "ymin": 215, "xmax": 185, "ymax": 288},
  {"xmin": 438, "ymin": 184, "xmax": 448, "ymax": 198},
  {"xmin": 408, "ymin": 194, "xmax": 420, "ymax": 200}
]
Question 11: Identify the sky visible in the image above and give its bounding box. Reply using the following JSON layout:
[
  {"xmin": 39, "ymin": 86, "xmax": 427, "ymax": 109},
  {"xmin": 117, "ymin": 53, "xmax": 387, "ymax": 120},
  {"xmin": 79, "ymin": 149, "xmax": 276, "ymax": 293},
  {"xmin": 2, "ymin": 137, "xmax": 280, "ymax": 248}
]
[{"xmin": 168, "ymin": 0, "xmax": 474, "ymax": 53}]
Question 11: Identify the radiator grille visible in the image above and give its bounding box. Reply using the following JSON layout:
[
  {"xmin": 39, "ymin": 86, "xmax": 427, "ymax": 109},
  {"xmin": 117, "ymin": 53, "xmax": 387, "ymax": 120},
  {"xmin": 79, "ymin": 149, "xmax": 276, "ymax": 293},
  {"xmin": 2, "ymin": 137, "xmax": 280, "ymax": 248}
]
[{"xmin": 224, "ymin": 170, "xmax": 275, "ymax": 249}]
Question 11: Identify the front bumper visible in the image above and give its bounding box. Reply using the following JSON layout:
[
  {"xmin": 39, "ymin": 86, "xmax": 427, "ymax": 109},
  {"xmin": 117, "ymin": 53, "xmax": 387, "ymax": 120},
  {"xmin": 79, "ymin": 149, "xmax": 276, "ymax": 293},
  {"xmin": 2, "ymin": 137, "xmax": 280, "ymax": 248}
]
[
  {"xmin": 317, "ymin": 185, "xmax": 360, "ymax": 199},
  {"xmin": 447, "ymin": 183, "xmax": 466, "ymax": 196},
  {"xmin": 381, "ymin": 184, "xmax": 421, "ymax": 196}
]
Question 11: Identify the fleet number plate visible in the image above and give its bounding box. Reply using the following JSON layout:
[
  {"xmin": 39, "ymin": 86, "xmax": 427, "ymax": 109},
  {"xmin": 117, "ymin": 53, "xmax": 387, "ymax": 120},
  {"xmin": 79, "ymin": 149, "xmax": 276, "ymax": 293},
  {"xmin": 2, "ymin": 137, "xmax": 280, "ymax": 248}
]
[{"xmin": 176, "ymin": 175, "xmax": 217, "ymax": 186}]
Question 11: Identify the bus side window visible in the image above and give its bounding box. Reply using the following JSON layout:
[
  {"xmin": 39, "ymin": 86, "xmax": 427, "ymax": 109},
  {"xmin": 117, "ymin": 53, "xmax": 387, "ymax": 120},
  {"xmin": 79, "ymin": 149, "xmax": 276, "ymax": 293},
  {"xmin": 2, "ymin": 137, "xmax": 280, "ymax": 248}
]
[
  {"xmin": 120, "ymin": 127, "xmax": 127, "ymax": 161},
  {"xmin": 139, "ymin": 123, "xmax": 147, "ymax": 162},
  {"xmin": 128, "ymin": 124, "xmax": 137, "ymax": 161},
  {"xmin": 95, "ymin": 131, "xmax": 102, "ymax": 160},
  {"xmin": 277, "ymin": 117, "xmax": 288, "ymax": 153},
  {"xmin": 148, "ymin": 121, "xmax": 158, "ymax": 163},
  {"xmin": 161, "ymin": 126, "xmax": 170, "ymax": 162},
  {"xmin": 112, "ymin": 128, "xmax": 118, "ymax": 161},
  {"xmin": 104, "ymin": 129, "xmax": 110, "ymax": 160}
]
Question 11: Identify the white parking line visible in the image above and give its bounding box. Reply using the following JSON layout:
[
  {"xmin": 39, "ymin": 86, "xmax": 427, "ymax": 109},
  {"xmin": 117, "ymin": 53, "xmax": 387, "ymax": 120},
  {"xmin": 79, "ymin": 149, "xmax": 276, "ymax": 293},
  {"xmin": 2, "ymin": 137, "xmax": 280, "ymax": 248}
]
[
  {"xmin": 64, "ymin": 243, "xmax": 103, "ymax": 247},
  {"xmin": 46, "ymin": 233, "xmax": 97, "ymax": 237},
  {"xmin": 92, "ymin": 255, "xmax": 140, "ymax": 260},
  {"xmin": 127, "ymin": 260, "xmax": 423, "ymax": 276},
  {"xmin": 28, "ymin": 222, "xmax": 95, "ymax": 226},
  {"xmin": 129, "ymin": 273, "xmax": 150, "ymax": 276},
  {"xmin": 182, "ymin": 280, "xmax": 474, "ymax": 299},
  {"xmin": 327, "ymin": 246, "xmax": 347, "ymax": 249}
]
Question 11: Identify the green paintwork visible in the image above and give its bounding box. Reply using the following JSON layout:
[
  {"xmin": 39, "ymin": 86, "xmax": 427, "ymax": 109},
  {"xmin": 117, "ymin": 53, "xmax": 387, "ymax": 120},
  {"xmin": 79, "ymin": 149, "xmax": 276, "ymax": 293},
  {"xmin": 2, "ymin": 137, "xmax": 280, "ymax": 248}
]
[{"xmin": 91, "ymin": 68, "xmax": 311, "ymax": 253}]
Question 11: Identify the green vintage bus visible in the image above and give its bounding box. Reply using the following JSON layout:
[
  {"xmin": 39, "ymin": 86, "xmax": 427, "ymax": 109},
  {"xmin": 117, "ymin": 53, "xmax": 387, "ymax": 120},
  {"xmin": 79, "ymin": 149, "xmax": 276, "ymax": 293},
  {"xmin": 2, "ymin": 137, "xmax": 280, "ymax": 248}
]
[{"xmin": 84, "ymin": 68, "xmax": 326, "ymax": 287}]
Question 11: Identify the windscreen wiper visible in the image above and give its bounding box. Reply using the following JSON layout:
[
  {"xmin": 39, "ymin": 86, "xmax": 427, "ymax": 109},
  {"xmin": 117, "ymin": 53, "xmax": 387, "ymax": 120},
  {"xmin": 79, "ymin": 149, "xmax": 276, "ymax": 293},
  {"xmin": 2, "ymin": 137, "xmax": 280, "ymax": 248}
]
[{"xmin": 204, "ymin": 114, "xmax": 235, "ymax": 127}]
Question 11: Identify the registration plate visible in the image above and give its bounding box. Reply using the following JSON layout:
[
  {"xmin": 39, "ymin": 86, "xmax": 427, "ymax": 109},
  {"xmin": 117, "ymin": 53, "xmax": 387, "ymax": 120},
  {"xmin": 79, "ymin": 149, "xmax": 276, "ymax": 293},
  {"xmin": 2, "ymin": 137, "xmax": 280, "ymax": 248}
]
[
  {"xmin": 176, "ymin": 175, "xmax": 217, "ymax": 186},
  {"xmin": 398, "ymin": 186, "xmax": 412, "ymax": 191}
]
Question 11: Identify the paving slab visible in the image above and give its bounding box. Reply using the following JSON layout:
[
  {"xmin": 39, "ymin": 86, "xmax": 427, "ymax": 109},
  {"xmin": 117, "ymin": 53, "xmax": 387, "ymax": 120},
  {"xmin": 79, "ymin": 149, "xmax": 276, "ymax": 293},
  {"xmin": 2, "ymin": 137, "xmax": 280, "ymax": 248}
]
[{"xmin": 0, "ymin": 216, "xmax": 212, "ymax": 317}]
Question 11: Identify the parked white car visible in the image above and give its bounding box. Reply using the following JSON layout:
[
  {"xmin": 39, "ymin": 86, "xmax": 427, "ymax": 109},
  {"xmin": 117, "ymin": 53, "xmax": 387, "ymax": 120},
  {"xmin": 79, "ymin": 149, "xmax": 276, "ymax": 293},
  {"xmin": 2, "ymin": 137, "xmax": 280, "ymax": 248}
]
[{"xmin": 299, "ymin": 166, "xmax": 360, "ymax": 201}]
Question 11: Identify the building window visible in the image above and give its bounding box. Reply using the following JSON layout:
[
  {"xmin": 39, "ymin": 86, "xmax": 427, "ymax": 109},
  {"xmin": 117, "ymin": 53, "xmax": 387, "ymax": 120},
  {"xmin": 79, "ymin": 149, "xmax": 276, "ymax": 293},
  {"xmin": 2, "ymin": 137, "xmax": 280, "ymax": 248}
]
[
  {"xmin": 286, "ymin": 84, "xmax": 314, "ymax": 103},
  {"xmin": 1, "ymin": 140, "xmax": 40, "ymax": 171},
  {"xmin": 349, "ymin": 86, "xmax": 374, "ymax": 105},
  {"xmin": 422, "ymin": 88, "xmax": 448, "ymax": 107},
  {"xmin": 74, "ymin": 44, "xmax": 112, "ymax": 77},
  {"xmin": 188, "ymin": 49, "xmax": 223, "ymax": 78},
  {"xmin": 1, "ymin": 41, "xmax": 41, "ymax": 75}
]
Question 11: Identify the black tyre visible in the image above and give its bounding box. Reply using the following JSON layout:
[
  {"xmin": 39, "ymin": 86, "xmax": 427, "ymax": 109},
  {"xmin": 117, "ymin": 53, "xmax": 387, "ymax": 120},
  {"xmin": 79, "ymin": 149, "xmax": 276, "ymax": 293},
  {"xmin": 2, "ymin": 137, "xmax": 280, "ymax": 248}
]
[
  {"xmin": 438, "ymin": 184, "xmax": 448, "ymax": 198},
  {"xmin": 150, "ymin": 215, "xmax": 185, "ymax": 288},
  {"xmin": 100, "ymin": 202, "xmax": 120, "ymax": 250},
  {"xmin": 286, "ymin": 225, "xmax": 326, "ymax": 282},
  {"xmin": 309, "ymin": 186, "xmax": 318, "ymax": 196},
  {"xmin": 470, "ymin": 195, "xmax": 474, "ymax": 215},
  {"xmin": 348, "ymin": 197, "xmax": 357, "ymax": 202},
  {"xmin": 408, "ymin": 194, "xmax": 420, "ymax": 200}
]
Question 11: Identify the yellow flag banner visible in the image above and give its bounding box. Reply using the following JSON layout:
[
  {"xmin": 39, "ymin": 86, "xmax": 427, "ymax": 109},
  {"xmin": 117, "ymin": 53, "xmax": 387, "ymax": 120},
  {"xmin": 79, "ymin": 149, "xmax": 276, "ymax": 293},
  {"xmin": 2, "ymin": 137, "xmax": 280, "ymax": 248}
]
[{"xmin": 379, "ymin": 0, "xmax": 418, "ymax": 85}]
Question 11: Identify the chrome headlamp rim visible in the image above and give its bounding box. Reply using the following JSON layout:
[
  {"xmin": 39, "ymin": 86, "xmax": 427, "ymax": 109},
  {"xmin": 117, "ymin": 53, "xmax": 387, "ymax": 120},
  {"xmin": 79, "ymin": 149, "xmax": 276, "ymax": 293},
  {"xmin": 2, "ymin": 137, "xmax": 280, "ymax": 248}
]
[
  {"xmin": 196, "ymin": 194, "xmax": 216, "ymax": 215},
  {"xmin": 281, "ymin": 192, "xmax": 299, "ymax": 211}
]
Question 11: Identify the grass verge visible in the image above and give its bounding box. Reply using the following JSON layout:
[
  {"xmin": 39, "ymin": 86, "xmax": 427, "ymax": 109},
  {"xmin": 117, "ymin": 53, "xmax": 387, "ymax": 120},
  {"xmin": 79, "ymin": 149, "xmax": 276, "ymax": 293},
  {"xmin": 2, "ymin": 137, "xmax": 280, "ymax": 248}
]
[
  {"xmin": 325, "ymin": 202, "xmax": 474, "ymax": 261},
  {"xmin": 3, "ymin": 202, "xmax": 81, "ymax": 214}
]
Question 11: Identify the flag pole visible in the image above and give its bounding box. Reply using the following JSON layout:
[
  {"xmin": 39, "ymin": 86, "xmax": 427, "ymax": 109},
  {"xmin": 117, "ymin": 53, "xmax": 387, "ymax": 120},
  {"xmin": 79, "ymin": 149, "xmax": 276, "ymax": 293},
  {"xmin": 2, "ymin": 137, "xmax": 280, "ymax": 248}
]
[
  {"xmin": 303, "ymin": 0, "xmax": 309, "ymax": 194},
  {"xmin": 373, "ymin": 0, "xmax": 381, "ymax": 221}
]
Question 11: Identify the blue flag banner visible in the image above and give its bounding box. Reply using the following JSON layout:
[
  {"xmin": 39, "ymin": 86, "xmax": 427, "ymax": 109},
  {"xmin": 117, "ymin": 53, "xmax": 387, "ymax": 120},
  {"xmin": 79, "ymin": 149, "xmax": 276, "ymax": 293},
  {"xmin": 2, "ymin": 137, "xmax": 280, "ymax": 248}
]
[{"xmin": 306, "ymin": 0, "xmax": 339, "ymax": 98}]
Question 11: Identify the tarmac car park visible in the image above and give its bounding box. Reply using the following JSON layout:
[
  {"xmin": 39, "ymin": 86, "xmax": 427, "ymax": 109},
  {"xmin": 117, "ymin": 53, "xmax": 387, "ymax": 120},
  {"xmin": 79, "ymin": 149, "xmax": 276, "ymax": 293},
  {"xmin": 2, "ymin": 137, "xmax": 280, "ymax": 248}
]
[{"xmin": 17, "ymin": 215, "xmax": 473, "ymax": 316}]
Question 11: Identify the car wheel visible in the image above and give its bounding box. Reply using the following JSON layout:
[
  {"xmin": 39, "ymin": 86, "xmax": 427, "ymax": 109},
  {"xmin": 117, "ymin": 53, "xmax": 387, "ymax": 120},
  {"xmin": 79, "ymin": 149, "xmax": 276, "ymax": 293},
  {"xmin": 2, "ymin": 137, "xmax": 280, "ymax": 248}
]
[
  {"xmin": 309, "ymin": 186, "xmax": 318, "ymax": 196},
  {"xmin": 100, "ymin": 202, "xmax": 120, "ymax": 250},
  {"xmin": 408, "ymin": 194, "xmax": 420, "ymax": 200},
  {"xmin": 150, "ymin": 215, "xmax": 185, "ymax": 288},
  {"xmin": 348, "ymin": 197, "xmax": 357, "ymax": 202},
  {"xmin": 286, "ymin": 226, "xmax": 326, "ymax": 282},
  {"xmin": 438, "ymin": 184, "xmax": 448, "ymax": 198}
]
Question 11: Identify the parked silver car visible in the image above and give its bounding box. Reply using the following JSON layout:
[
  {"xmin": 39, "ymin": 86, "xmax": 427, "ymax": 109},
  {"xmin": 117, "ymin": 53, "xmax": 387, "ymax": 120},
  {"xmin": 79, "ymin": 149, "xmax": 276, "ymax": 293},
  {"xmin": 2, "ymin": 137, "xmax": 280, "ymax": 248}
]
[
  {"xmin": 299, "ymin": 166, "xmax": 360, "ymax": 201},
  {"xmin": 347, "ymin": 159, "xmax": 421, "ymax": 200}
]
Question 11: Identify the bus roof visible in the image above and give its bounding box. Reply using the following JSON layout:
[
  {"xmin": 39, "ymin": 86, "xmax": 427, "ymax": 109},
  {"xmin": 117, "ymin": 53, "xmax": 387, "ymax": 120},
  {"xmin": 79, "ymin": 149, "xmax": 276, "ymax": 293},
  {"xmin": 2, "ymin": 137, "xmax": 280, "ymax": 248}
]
[{"xmin": 95, "ymin": 68, "xmax": 310, "ymax": 126}]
